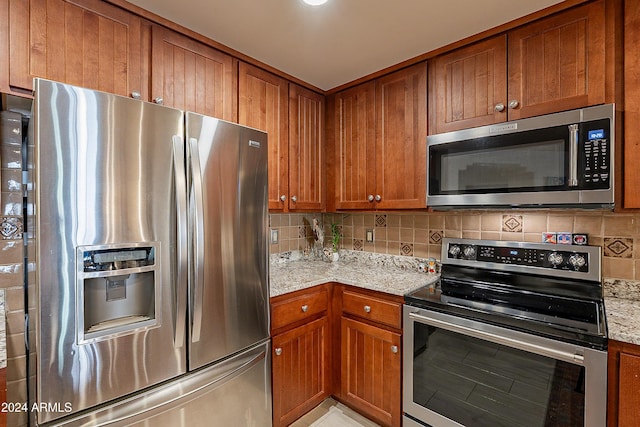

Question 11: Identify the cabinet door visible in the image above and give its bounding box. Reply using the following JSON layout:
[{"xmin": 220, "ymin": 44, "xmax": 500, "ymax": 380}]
[
  {"xmin": 341, "ymin": 317, "xmax": 401, "ymax": 427},
  {"xmin": 375, "ymin": 63, "xmax": 427, "ymax": 209},
  {"xmin": 151, "ymin": 25, "xmax": 236, "ymax": 121},
  {"xmin": 238, "ymin": 62, "xmax": 289, "ymax": 211},
  {"xmin": 272, "ymin": 317, "xmax": 330, "ymax": 427},
  {"xmin": 507, "ymin": 0, "xmax": 606, "ymax": 120},
  {"xmin": 429, "ymin": 35, "xmax": 507, "ymax": 134},
  {"xmin": 624, "ymin": 0, "xmax": 640, "ymax": 208},
  {"xmin": 618, "ymin": 352, "xmax": 640, "ymax": 427},
  {"xmin": 334, "ymin": 81, "xmax": 376, "ymax": 210},
  {"xmin": 9, "ymin": 0, "xmax": 141, "ymax": 96},
  {"xmin": 288, "ymin": 84, "xmax": 325, "ymax": 211}
]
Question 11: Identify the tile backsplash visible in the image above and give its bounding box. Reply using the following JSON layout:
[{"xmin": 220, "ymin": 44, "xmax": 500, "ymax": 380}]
[{"xmin": 270, "ymin": 211, "xmax": 640, "ymax": 281}]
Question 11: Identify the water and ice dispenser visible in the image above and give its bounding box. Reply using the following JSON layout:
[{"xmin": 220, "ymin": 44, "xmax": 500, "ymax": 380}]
[{"xmin": 76, "ymin": 243, "xmax": 160, "ymax": 342}]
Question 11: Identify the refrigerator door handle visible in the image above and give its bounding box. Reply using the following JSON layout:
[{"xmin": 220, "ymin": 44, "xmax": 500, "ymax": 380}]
[
  {"xmin": 189, "ymin": 137, "xmax": 205, "ymax": 343},
  {"xmin": 172, "ymin": 135, "xmax": 187, "ymax": 348}
]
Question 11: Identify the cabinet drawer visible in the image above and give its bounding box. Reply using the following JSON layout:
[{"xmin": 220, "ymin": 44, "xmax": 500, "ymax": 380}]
[
  {"xmin": 342, "ymin": 289, "xmax": 401, "ymax": 329},
  {"xmin": 271, "ymin": 287, "xmax": 329, "ymax": 331}
]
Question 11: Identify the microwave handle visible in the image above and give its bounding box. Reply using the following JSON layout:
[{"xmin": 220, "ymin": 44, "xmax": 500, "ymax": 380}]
[{"xmin": 568, "ymin": 124, "xmax": 579, "ymax": 187}]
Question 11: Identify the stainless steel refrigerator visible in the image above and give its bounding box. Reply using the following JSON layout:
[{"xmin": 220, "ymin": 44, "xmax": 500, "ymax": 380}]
[{"xmin": 27, "ymin": 79, "xmax": 271, "ymax": 426}]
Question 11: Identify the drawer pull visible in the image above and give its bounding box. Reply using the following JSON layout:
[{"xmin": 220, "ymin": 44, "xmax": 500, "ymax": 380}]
[
  {"xmin": 391, "ymin": 345, "xmax": 398, "ymax": 354},
  {"xmin": 275, "ymin": 348, "xmax": 282, "ymax": 356},
  {"xmin": 363, "ymin": 305, "xmax": 371, "ymax": 313},
  {"xmin": 301, "ymin": 304, "xmax": 309, "ymax": 313}
]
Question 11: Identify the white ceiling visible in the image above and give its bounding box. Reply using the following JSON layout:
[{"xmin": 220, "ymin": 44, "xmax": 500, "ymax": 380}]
[{"xmin": 127, "ymin": 0, "xmax": 564, "ymax": 91}]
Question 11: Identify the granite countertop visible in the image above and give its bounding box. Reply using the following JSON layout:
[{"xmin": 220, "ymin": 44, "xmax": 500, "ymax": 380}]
[
  {"xmin": 270, "ymin": 251, "xmax": 640, "ymax": 347},
  {"xmin": 604, "ymin": 279, "xmax": 640, "ymax": 346},
  {"xmin": 269, "ymin": 250, "xmax": 438, "ymax": 297}
]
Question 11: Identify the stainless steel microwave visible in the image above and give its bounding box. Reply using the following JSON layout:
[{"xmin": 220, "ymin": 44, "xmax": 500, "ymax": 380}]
[{"xmin": 427, "ymin": 104, "xmax": 615, "ymax": 209}]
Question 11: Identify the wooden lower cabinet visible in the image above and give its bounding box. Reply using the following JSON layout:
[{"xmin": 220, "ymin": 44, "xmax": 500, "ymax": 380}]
[
  {"xmin": 272, "ymin": 317, "xmax": 330, "ymax": 427},
  {"xmin": 271, "ymin": 284, "xmax": 402, "ymax": 427},
  {"xmin": 270, "ymin": 285, "xmax": 331, "ymax": 427},
  {"xmin": 608, "ymin": 340, "xmax": 640, "ymax": 427},
  {"xmin": 340, "ymin": 317, "xmax": 402, "ymax": 427}
]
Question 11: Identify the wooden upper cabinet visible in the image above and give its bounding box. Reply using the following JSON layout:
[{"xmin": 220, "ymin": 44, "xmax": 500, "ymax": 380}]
[
  {"xmin": 334, "ymin": 81, "xmax": 376, "ymax": 210},
  {"xmin": 429, "ymin": 0, "xmax": 609, "ymax": 134},
  {"xmin": 150, "ymin": 25, "xmax": 236, "ymax": 121},
  {"xmin": 429, "ymin": 35, "xmax": 507, "ymax": 134},
  {"xmin": 375, "ymin": 63, "xmax": 427, "ymax": 209},
  {"xmin": 507, "ymin": 0, "xmax": 606, "ymax": 120},
  {"xmin": 333, "ymin": 64, "xmax": 426, "ymax": 210},
  {"xmin": 9, "ymin": 0, "xmax": 141, "ymax": 97},
  {"xmin": 238, "ymin": 62, "xmax": 289, "ymax": 211},
  {"xmin": 624, "ymin": 0, "xmax": 640, "ymax": 208},
  {"xmin": 288, "ymin": 84, "xmax": 325, "ymax": 211}
]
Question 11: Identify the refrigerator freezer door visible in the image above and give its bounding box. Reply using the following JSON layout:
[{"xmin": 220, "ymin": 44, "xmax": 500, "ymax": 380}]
[
  {"xmin": 52, "ymin": 341, "xmax": 272, "ymax": 427},
  {"xmin": 186, "ymin": 114, "xmax": 269, "ymax": 369},
  {"xmin": 30, "ymin": 79, "xmax": 187, "ymax": 424}
]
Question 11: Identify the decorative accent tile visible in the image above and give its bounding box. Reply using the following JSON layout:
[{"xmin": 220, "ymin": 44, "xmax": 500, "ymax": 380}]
[
  {"xmin": 298, "ymin": 225, "xmax": 307, "ymax": 238},
  {"xmin": 1, "ymin": 216, "xmax": 23, "ymax": 240},
  {"xmin": 353, "ymin": 239, "xmax": 364, "ymax": 251},
  {"xmin": 429, "ymin": 230, "xmax": 443, "ymax": 244},
  {"xmin": 375, "ymin": 214, "xmax": 387, "ymax": 228},
  {"xmin": 604, "ymin": 237, "xmax": 633, "ymax": 258},
  {"xmin": 502, "ymin": 215, "xmax": 523, "ymax": 232},
  {"xmin": 400, "ymin": 243, "xmax": 414, "ymax": 256}
]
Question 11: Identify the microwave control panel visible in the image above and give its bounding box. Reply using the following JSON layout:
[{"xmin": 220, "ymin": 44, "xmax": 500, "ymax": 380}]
[{"xmin": 581, "ymin": 119, "xmax": 610, "ymax": 189}]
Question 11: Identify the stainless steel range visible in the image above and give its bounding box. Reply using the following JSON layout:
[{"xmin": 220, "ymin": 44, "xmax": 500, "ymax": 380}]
[{"xmin": 403, "ymin": 238, "xmax": 607, "ymax": 427}]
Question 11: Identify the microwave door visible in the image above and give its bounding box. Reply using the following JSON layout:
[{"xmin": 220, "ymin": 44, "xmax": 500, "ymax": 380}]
[{"xmin": 427, "ymin": 125, "xmax": 579, "ymax": 207}]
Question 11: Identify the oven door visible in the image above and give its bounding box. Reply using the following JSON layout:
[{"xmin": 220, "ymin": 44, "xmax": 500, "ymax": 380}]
[{"xmin": 403, "ymin": 305, "xmax": 607, "ymax": 427}]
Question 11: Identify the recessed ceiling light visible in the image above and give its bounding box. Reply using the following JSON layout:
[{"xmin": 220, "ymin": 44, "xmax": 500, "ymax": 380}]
[{"xmin": 303, "ymin": 0, "xmax": 329, "ymax": 5}]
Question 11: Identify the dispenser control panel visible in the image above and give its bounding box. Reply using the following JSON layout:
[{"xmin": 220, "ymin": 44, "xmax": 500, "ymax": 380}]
[{"xmin": 81, "ymin": 246, "xmax": 155, "ymax": 272}]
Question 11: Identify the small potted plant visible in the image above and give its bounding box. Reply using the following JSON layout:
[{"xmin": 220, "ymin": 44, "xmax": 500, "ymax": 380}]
[{"xmin": 330, "ymin": 222, "xmax": 341, "ymax": 261}]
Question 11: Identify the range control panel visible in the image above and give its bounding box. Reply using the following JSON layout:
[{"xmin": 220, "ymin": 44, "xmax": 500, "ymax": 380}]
[{"xmin": 445, "ymin": 239, "xmax": 596, "ymax": 274}]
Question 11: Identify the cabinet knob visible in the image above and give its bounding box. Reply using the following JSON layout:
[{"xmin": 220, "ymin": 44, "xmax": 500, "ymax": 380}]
[
  {"xmin": 375, "ymin": 194, "xmax": 381, "ymax": 202},
  {"xmin": 291, "ymin": 195, "xmax": 297, "ymax": 203},
  {"xmin": 131, "ymin": 91, "xmax": 141, "ymax": 100},
  {"xmin": 275, "ymin": 347, "xmax": 282, "ymax": 356},
  {"xmin": 363, "ymin": 305, "xmax": 371, "ymax": 313},
  {"xmin": 367, "ymin": 194, "xmax": 375, "ymax": 202},
  {"xmin": 508, "ymin": 99, "xmax": 519, "ymax": 109},
  {"xmin": 494, "ymin": 103, "xmax": 505, "ymax": 112},
  {"xmin": 391, "ymin": 345, "xmax": 398, "ymax": 354},
  {"xmin": 301, "ymin": 304, "xmax": 308, "ymax": 313},
  {"xmin": 280, "ymin": 195, "xmax": 287, "ymax": 202},
  {"xmin": 153, "ymin": 97, "xmax": 164, "ymax": 105}
]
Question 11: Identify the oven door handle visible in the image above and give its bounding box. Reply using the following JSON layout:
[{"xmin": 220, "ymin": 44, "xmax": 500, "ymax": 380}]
[{"xmin": 408, "ymin": 311, "xmax": 585, "ymax": 365}]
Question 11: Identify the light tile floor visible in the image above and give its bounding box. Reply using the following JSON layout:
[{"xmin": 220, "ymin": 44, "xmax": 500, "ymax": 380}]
[{"xmin": 290, "ymin": 398, "xmax": 380, "ymax": 427}]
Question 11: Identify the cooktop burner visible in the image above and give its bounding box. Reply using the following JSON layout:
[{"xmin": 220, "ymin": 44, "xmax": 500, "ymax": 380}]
[{"xmin": 405, "ymin": 238, "xmax": 607, "ymax": 349}]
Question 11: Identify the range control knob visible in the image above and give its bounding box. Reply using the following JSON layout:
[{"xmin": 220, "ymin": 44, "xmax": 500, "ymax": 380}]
[
  {"xmin": 462, "ymin": 245, "xmax": 477, "ymax": 260},
  {"xmin": 569, "ymin": 254, "xmax": 587, "ymax": 270},
  {"xmin": 448, "ymin": 244, "xmax": 461, "ymax": 258},
  {"xmin": 548, "ymin": 252, "xmax": 564, "ymax": 267}
]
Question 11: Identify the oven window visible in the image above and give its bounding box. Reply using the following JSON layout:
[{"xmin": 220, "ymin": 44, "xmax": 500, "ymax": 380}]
[{"xmin": 412, "ymin": 324, "xmax": 585, "ymax": 426}]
